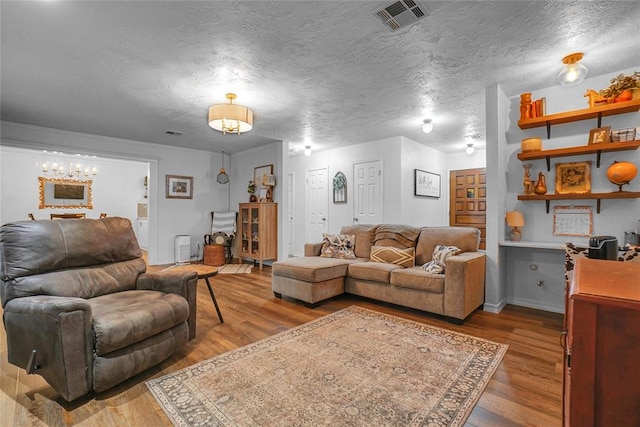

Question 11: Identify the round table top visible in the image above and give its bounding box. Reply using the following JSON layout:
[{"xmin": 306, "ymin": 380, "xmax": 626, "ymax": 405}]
[{"xmin": 164, "ymin": 263, "xmax": 218, "ymax": 279}]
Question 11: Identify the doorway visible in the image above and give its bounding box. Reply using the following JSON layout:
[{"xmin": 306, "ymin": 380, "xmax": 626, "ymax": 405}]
[
  {"xmin": 353, "ymin": 160, "xmax": 382, "ymax": 225},
  {"xmin": 305, "ymin": 167, "xmax": 328, "ymax": 243},
  {"xmin": 449, "ymin": 168, "xmax": 486, "ymax": 249}
]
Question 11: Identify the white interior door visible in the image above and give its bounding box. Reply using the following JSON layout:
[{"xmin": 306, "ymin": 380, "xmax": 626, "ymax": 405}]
[
  {"xmin": 353, "ymin": 160, "xmax": 382, "ymax": 224},
  {"xmin": 286, "ymin": 171, "xmax": 295, "ymax": 257},
  {"xmin": 306, "ymin": 167, "xmax": 328, "ymax": 243}
]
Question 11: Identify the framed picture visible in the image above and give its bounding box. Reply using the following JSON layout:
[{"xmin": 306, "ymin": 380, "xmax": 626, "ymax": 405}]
[
  {"xmin": 258, "ymin": 187, "xmax": 269, "ymax": 201},
  {"xmin": 333, "ymin": 171, "xmax": 347, "ymax": 203},
  {"xmin": 414, "ymin": 169, "xmax": 440, "ymax": 198},
  {"xmin": 588, "ymin": 126, "xmax": 611, "ymax": 145},
  {"xmin": 555, "ymin": 161, "xmax": 591, "ymax": 195},
  {"xmin": 166, "ymin": 175, "xmax": 193, "ymax": 199},
  {"xmin": 254, "ymin": 164, "xmax": 274, "ymax": 191}
]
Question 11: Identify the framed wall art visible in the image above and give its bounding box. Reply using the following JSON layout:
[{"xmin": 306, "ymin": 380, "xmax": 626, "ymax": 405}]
[
  {"xmin": 254, "ymin": 164, "xmax": 274, "ymax": 192},
  {"xmin": 553, "ymin": 206, "xmax": 593, "ymax": 237},
  {"xmin": 166, "ymin": 175, "xmax": 193, "ymax": 199},
  {"xmin": 333, "ymin": 171, "xmax": 347, "ymax": 203},
  {"xmin": 588, "ymin": 126, "xmax": 611, "ymax": 145},
  {"xmin": 555, "ymin": 161, "xmax": 591, "ymax": 194},
  {"xmin": 414, "ymin": 169, "xmax": 440, "ymax": 198},
  {"xmin": 38, "ymin": 177, "xmax": 93, "ymax": 209}
]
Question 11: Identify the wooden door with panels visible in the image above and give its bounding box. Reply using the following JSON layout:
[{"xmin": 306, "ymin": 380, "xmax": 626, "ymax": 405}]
[{"xmin": 449, "ymin": 168, "xmax": 486, "ymax": 250}]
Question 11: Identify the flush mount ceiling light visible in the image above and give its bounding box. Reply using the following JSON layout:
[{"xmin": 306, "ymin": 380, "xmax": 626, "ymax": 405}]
[
  {"xmin": 304, "ymin": 146, "xmax": 312, "ymax": 156},
  {"xmin": 421, "ymin": 119, "xmax": 433, "ymax": 134},
  {"xmin": 208, "ymin": 93, "xmax": 254, "ymax": 134},
  {"xmin": 465, "ymin": 143, "xmax": 475, "ymax": 155},
  {"xmin": 557, "ymin": 52, "xmax": 588, "ymax": 87}
]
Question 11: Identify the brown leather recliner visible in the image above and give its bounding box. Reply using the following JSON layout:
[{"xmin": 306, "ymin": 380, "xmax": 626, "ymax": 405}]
[{"xmin": 0, "ymin": 217, "xmax": 198, "ymax": 401}]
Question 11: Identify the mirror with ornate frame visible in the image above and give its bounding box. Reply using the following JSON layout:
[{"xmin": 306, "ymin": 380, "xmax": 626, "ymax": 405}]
[{"xmin": 38, "ymin": 177, "xmax": 93, "ymax": 209}]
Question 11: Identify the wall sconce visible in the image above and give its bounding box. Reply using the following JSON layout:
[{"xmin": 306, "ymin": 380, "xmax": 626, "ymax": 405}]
[
  {"xmin": 557, "ymin": 52, "xmax": 588, "ymax": 87},
  {"xmin": 421, "ymin": 119, "xmax": 434, "ymax": 134},
  {"xmin": 304, "ymin": 146, "xmax": 312, "ymax": 156},
  {"xmin": 506, "ymin": 211, "xmax": 525, "ymax": 241}
]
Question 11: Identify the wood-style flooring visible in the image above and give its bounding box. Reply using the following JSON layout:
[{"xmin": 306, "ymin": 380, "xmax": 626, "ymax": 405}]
[{"xmin": 1, "ymin": 263, "xmax": 564, "ymax": 426}]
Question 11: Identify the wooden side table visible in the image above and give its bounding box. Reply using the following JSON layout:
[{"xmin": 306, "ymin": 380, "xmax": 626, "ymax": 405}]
[{"xmin": 166, "ymin": 263, "xmax": 223, "ymax": 323}]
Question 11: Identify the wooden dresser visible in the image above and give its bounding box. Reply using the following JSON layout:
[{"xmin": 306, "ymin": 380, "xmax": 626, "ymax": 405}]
[{"xmin": 563, "ymin": 257, "xmax": 640, "ymax": 426}]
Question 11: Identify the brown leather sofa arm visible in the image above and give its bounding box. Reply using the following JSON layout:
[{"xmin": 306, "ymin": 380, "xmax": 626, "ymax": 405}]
[
  {"xmin": 304, "ymin": 242, "xmax": 324, "ymax": 257},
  {"xmin": 3, "ymin": 295, "xmax": 93, "ymax": 401},
  {"xmin": 443, "ymin": 252, "xmax": 486, "ymax": 320},
  {"xmin": 137, "ymin": 270, "xmax": 198, "ymax": 340}
]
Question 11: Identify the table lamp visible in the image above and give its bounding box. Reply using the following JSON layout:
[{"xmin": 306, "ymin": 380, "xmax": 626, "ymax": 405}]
[
  {"xmin": 261, "ymin": 174, "xmax": 276, "ymax": 202},
  {"xmin": 506, "ymin": 211, "xmax": 525, "ymax": 241}
]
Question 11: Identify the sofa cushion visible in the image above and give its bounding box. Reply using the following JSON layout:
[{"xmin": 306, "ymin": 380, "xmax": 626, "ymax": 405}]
[
  {"xmin": 390, "ymin": 267, "xmax": 445, "ymax": 293},
  {"xmin": 320, "ymin": 233, "xmax": 356, "ymax": 259},
  {"xmin": 339, "ymin": 224, "xmax": 376, "ymax": 258},
  {"xmin": 89, "ymin": 290, "xmax": 189, "ymax": 356},
  {"xmin": 272, "ymin": 257, "xmax": 352, "ymax": 282},
  {"xmin": 370, "ymin": 246, "xmax": 415, "ymax": 268},
  {"xmin": 348, "ymin": 261, "xmax": 402, "ymax": 283},
  {"xmin": 374, "ymin": 224, "xmax": 420, "ymax": 249},
  {"xmin": 416, "ymin": 227, "xmax": 480, "ymax": 266}
]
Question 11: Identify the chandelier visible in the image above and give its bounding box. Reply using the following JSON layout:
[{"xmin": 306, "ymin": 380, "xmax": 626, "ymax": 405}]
[
  {"xmin": 208, "ymin": 93, "xmax": 254, "ymax": 135},
  {"xmin": 41, "ymin": 161, "xmax": 97, "ymax": 179}
]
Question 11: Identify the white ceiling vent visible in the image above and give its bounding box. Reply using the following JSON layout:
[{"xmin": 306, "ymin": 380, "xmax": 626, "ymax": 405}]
[{"xmin": 372, "ymin": 0, "xmax": 429, "ymax": 32}]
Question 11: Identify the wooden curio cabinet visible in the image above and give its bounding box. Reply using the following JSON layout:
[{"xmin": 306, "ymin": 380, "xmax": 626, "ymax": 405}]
[{"xmin": 238, "ymin": 202, "xmax": 277, "ymax": 270}]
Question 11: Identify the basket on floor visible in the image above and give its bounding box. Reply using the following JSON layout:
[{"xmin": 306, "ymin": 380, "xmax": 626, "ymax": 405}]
[{"xmin": 204, "ymin": 245, "xmax": 226, "ymax": 266}]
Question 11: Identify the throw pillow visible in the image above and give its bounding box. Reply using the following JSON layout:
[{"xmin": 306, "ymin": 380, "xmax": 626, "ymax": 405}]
[
  {"xmin": 320, "ymin": 233, "xmax": 356, "ymax": 259},
  {"xmin": 421, "ymin": 245, "xmax": 461, "ymax": 274},
  {"xmin": 369, "ymin": 245, "xmax": 415, "ymax": 268}
]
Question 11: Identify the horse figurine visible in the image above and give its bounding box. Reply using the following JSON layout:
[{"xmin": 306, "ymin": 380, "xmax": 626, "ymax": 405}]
[{"xmin": 583, "ymin": 89, "xmax": 611, "ymax": 108}]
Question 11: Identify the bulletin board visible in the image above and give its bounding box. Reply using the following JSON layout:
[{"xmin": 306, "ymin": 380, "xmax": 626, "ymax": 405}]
[{"xmin": 553, "ymin": 206, "xmax": 593, "ymax": 237}]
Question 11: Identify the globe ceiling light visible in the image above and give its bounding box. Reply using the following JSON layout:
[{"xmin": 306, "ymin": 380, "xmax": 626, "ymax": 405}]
[
  {"xmin": 557, "ymin": 53, "xmax": 588, "ymax": 87},
  {"xmin": 208, "ymin": 93, "xmax": 254, "ymax": 134},
  {"xmin": 421, "ymin": 119, "xmax": 434, "ymax": 134},
  {"xmin": 465, "ymin": 143, "xmax": 475, "ymax": 155},
  {"xmin": 304, "ymin": 146, "xmax": 312, "ymax": 156}
]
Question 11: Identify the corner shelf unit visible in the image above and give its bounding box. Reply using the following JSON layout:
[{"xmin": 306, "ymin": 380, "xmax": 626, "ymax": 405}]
[
  {"xmin": 518, "ymin": 191, "xmax": 640, "ymax": 214},
  {"xmin": 518, "ymin": 141, "xmax": 640, "ymax": 171},
  {"xmin": 516, "ymin": 99, "xmax": 640, "ymax": 214},
  {"xmin": 518, "ymin": 99, "xmax": 640, "ymax": 138}
]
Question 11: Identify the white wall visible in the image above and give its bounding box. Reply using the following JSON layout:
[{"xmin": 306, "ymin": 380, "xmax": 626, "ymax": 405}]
[
  {"xmin": 0, "ymin": 145, "xmax": 147, "ymax": 223},
  {"xmin": 1, "ymin": 121, "xmax": 230, "ymax": 265}
]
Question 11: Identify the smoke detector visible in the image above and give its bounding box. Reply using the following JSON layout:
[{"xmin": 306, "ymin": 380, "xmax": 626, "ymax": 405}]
[{"xmin": 372, "ymin": 0, "xmax": 429, "ymax": 32}]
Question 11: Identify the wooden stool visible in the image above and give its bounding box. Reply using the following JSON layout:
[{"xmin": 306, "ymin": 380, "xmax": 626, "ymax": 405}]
[{"xmin": 204, "ymin": 244, "xmax": 226, "ymax": 266}]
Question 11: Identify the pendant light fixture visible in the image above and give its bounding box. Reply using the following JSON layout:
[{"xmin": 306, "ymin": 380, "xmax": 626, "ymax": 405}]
[
  {"xmin": 208, "ymin": 93, "xmax": 254, "ymax": 134},
  {"xmin": 557, "ymin": 52, "xmax": 588, "ymax": 87},
  {"xmin": 216, "ymin": 151, "xmax": 229, "ymax": 184}
]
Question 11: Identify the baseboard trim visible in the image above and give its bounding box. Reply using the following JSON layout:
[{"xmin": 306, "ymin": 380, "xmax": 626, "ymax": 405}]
[
  {"xmin": 506, "ymin": 297, "xmax": 564, "ymax": 314},
  {"xmin": 483, "ymin": 299, "xmax": 507, "ymax": 313}
]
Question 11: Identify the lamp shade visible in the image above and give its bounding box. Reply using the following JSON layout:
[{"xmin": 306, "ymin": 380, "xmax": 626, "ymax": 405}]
[
  {"xmin": 208, "ymin": 93, "xmax": 254, "ymax": 134},
  {"xmin": 505, "ymin": 211, "xmax": 525, "ymax": 227}
]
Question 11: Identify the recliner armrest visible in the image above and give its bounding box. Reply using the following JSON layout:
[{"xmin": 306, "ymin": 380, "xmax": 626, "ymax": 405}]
[
  {"xmin": 3, "ymin": 295, "xmax": 93, "ymax": 401},
  {"xmin": 137, "ymin": 270, "xmax": 198, "ymax": 340}
]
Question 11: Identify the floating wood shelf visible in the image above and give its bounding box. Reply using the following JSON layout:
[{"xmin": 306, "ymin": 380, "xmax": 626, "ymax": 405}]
[
  {"xmin": 517, "ymin": 191, "xmax": 640, "ymax": 213},
  {"xmin": 517, "ymin": 99, "xmax": 640, "ymax": 138},
  {"xmin": 518, "ymin": 140, "xmax": 640, "ymax": 170}
]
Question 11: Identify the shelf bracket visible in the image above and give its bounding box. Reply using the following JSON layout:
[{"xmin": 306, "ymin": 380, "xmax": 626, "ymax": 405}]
[
  {"xmin": 597, "ymin": 199, "xmax": 601, "ymax": 214},
  {"xmin": 545, "ymin": 156, "xmax": 551, "ymax": 171},
  {"xmin": 545, "ymin": 200, "xmax": 550, "ymax": 214},
  {"xmin": 597, "ymin": 113, "xmax": 602, "ymax": 128},
  {"xmin": 596, "ymin": 150, "xmax": 602, "ymax": 168},
  {"xmin": 546, "ymin": 122, "xmax": 551, "ymax": 139}
]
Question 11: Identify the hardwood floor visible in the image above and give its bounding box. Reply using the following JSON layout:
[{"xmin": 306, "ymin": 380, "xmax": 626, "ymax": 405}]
[{"xmin": 0, "ymin": 264, "xmax": 564, "ymax": 426}]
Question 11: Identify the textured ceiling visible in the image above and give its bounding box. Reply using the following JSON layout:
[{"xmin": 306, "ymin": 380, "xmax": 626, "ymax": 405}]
[{"xmin": 2, "ymin": 1, "xmax": 640, "ymax": 155}]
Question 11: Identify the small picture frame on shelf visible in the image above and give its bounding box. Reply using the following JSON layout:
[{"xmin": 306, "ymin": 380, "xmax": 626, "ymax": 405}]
[
  {"xmin": 555, "ymin": 161, "xmax": 591, "ymax": 195},
  {"xmin": 588, "ymin": 126, "xmax": 611, "ymax": 145}
]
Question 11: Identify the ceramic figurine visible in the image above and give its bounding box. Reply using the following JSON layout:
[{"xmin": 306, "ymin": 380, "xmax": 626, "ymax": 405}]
[{"xmin": 522, "ymin": 164, "xmax": 533, "ymax": 194}]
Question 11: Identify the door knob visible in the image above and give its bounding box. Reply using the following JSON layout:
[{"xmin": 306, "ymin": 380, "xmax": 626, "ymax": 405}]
[
  {"xmin": 353, "ymin": 218, "xmax": 359, "ymax": 222},
  {"xmin": 321, "ymin": 217, "xmax": 326, "ymax": 221}
]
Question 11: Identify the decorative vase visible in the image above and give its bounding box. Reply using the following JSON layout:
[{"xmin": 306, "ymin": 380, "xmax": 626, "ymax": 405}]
[
  {"xmin": 520, "ymin": 93, "xmax": 532, "ymax": 121},
  {"xmin": 522, "ymin": 164, "xmax": 533, "ymax": 194},
  {"xmin": 533, "ymin": 172, "xmax": 547, "ymax": 195}
]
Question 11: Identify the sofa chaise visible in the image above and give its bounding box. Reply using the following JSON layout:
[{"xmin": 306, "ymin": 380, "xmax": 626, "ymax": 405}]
[{"xmin": 272, "ymin": 224, "xmax": 485, "ymax": 322}]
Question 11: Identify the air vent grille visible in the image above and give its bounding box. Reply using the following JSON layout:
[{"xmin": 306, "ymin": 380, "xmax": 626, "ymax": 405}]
[{"xmin": 372, "ymin": 0, "xmax": 429, "ymax": 33}]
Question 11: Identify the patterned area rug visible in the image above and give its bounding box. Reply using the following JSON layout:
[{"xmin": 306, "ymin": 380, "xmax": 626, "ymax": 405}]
[
  {"xmin": 217, "ymin": 263, "xmax": 253, "ymax": 274},
  {"xmin": 147, "ymin": 306, "xmax": 507, "ymax": 426}
]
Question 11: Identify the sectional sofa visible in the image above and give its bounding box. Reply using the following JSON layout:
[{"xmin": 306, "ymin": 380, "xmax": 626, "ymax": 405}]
[{"xmin": 272, "ymin": 224, "xmax": 486, "ymax": 322}]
